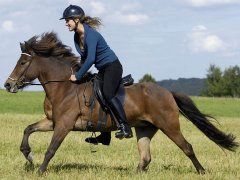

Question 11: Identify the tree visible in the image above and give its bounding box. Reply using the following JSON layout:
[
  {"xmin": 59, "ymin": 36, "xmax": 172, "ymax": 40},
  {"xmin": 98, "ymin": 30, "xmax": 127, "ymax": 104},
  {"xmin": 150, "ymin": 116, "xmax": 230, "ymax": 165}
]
[
  {"xmin": 139, "ymin": 74, "xmax": 157, "ymax": 83},
  {"xmin": 202, "ymin": 64, "xmax": 240, "ymax": 97},
  {"xmin": 203, "ymin": 64, "xmax": 223, "ymax": 96},
  {"xmin": 221, "ymin": 66, "xmax": 240, "ymax": 97}
]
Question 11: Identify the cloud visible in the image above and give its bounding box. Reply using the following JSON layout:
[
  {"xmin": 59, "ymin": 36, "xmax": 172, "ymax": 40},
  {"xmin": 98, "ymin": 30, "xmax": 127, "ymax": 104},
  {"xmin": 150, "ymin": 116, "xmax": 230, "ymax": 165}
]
[
  {"xmin": 0, "ymin": 0, "xmax": 16, "ymax": 5},
  {"xmin": 123, "ymin": 14, "xmax": 149, "ymax": 25},
  {"xmin": 0, "ymin": 20, "xmax": 14, "ymax": 32},
  {"xmin": 106, "ymin": 12, "xmax": 149, "ymax": 25},
  {"xmin": 89, "ymin": 1, "xmax": 105, "ymax": 15},
  {"xmin": 9, "ymin": 10, "xmax": 28, "ymax": 17},
  {"xmin": 67, "ymin": 0, "xmax": 85, "ymax": 5},
  {"xmin": 121, "ymin": 2, "xmax": 142, "ymax": 11},
  {"xmin": 182, "ymin": 0, "xmax": 240, "ymax": 7},
  {"xmin": 67, "ymin": 0, "xmax": 148, "ymax": 26},
  {"xmin": 104, "ymin": 2, "xmax": 149, "ymax": 25},
  {"xmin": 188, "ymin": 25, "xmax": 226, "ymax": 53}
]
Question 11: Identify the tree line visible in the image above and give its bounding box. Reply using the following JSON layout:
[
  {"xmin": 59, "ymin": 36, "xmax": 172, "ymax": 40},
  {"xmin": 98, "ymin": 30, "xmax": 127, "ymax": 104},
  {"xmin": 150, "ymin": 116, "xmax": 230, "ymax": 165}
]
[
  {"xmin": 139, "ymin": 65, "xmax": 240, "ymax": 97},
  {"xmin": 201, "ymin": 65, "xmax": 240, "ymax": 97}
]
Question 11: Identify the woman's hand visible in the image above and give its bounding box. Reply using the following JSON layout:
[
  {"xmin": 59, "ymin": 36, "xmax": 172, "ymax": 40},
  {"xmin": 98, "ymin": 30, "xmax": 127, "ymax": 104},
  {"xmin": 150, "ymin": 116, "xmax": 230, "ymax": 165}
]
[{"xmin": 69, "ymin": 74, "xmax": 77, "ymax": 81}]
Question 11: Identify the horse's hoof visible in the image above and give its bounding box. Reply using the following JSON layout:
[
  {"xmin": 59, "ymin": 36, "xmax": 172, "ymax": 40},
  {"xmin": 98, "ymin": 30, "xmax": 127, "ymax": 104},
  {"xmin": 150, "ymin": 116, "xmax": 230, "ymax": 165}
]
[
  {"xmin": 198, "ymin": 168, "xmax": 205, "ymax": 175},
  {"xmin": 27, "ymin": 152, "xmax": 33, "ymax": 164},
  {"xmin": 136, "ymin": 166, "xmax": 148, "ymax": 173},
  {"xmin": 38, "ymin": 167, "xmax": 46, "ymax": 176}
]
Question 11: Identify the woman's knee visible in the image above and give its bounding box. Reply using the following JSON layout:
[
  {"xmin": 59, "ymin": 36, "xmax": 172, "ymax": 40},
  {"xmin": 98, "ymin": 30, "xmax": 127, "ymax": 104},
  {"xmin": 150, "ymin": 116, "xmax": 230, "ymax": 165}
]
[{"xmin": 103, "ymin": 91, "xmax": 114, "ymax": 102}]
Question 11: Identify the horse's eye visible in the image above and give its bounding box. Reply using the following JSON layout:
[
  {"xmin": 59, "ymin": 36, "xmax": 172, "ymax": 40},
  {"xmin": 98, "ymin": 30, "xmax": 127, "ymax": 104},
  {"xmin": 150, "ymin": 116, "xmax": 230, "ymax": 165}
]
[{"xmin": 21, "ymin": 61, "xmax": 26, "ymax": 65}]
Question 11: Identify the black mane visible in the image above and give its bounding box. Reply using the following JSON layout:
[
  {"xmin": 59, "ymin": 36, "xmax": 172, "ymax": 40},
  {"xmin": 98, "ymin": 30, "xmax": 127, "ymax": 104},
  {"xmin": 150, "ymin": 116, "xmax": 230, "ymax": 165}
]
[
  {"xmin": 25, "ymin": 32, "xmax": 94, "ymax": 82},
  {"xmin": 26, "ymin": 32, "xmax": 79, "ymax": 68}
]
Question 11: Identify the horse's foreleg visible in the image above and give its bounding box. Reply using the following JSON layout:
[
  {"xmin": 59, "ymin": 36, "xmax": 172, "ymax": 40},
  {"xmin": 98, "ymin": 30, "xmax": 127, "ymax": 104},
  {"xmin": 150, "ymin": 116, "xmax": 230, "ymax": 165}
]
[
  {"xmin": 38, "ymin": 123, "xmax": 71, "ymax": 175},
  {"xmin": 135, "ymin": 125, "xmax": 158, "ymax": 172},
  {"xmin": 20, "ymin": 117, "xmax": 53, "ymax": 164}
]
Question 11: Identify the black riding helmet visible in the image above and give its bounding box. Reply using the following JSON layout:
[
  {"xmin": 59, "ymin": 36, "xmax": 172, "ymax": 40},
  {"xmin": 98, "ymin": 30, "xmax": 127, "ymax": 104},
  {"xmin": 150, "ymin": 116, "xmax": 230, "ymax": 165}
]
[{"xmin": 60, "ymin": 5, "xmax": 85, "ymax": 20}]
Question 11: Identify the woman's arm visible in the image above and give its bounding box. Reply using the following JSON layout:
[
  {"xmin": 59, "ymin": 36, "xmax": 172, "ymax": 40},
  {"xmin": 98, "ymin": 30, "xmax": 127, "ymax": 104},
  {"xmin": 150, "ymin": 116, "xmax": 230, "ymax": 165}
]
[{"xmin": 75, "ymin": 36, "xmax": 97, "ymax": 81}]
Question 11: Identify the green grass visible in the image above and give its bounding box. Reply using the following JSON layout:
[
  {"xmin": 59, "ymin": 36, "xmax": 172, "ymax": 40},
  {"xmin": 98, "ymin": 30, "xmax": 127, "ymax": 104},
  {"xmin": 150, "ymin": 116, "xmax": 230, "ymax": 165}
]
[
  {"xmin": 0, "ymin": 90, "xmax": 45, "ymax": 114},
  {"xmin": 0, "ymin": 90, "xmax": 240, "ymax": 179},
  {"xmin": 0, "ymin": 114, "xmax": 239, "ymax": 180},
  {"xmin": 192, "ymin": 96, "xmax": 240, "ymax": 118}
]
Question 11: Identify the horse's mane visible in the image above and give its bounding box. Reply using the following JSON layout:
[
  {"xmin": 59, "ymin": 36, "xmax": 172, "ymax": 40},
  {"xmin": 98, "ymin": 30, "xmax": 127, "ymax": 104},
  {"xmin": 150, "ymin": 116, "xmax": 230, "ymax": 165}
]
[
  {"xmin": 26, "ymin": 32, "xmax": 94, "ymax": 82},
  {"xmin": 26, "ymin": 31, "xmax": 81, "ymax": 70}
]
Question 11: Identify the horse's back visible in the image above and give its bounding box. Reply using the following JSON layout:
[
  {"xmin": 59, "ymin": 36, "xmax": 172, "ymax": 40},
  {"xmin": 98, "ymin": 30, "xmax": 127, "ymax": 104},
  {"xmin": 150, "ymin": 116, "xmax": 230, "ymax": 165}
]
[
  {"xmin": 125, "ymin": 82, "xmax": 175, "ymax": 104},
  {"xmin": 124, "ymin": 82, "xmax": 179, "ymax": 126}
]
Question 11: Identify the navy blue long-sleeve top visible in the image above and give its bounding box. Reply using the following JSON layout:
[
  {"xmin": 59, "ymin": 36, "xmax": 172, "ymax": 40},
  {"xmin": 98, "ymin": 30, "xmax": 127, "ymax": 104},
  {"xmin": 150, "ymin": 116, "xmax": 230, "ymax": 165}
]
[{"xmin": 74, "ymin": 24, "xmax": 118, "ymax": 81}]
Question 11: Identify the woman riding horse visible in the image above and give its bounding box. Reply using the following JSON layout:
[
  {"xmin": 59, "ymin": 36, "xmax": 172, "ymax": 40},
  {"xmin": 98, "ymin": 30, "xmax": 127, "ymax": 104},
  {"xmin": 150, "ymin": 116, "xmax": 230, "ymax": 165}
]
[
  {"xmin": 60, "ymin": 5, "xmax": 133, "ymax": 143},
  {"xmin": 4, "ymin": 31, "xmax": 238, "ymax": 175},
  {"xmin": 3, "ymin": 4, "xmax": 238, "ymax": 175}
]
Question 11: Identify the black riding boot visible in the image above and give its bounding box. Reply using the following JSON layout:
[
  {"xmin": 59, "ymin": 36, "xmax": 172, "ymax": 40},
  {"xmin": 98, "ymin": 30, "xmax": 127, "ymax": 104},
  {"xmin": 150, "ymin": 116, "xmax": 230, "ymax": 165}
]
[
  {"xmin": 85, "ymin": 132, "xmax": 111, "ymax": 145},
  {"xmin": 108, "ymin": 96, "xmax": 133, "ymax": 139}
]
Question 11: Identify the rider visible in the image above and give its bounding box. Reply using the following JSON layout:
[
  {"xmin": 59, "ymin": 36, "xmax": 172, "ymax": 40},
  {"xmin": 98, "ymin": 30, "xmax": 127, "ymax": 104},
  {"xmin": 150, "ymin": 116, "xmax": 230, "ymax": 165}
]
[{"xmin": 60, "ymin": 5, "xmax": 133, "ymax": 143}]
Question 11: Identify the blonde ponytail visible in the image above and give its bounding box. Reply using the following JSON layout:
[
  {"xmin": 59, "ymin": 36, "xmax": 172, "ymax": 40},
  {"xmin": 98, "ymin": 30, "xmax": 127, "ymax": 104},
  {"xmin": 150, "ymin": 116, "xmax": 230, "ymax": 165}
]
[{"xmin": 81, "ymin": 16, "xmax": 102, "ymax": 29}]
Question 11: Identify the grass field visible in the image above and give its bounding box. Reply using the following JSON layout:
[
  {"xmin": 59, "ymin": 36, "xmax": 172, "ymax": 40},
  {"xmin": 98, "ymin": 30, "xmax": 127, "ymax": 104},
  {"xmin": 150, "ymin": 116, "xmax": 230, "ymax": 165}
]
[{"xmin": 0, "ymin": 90, "xmax": 239, "ymax": 180}]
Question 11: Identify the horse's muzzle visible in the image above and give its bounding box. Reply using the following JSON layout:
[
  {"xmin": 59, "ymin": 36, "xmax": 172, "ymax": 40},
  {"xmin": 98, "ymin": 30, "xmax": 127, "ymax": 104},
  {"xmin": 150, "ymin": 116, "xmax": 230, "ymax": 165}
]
[{"xmin": 4, "ymin": 80, "xmax": 19, "ymax": 93}]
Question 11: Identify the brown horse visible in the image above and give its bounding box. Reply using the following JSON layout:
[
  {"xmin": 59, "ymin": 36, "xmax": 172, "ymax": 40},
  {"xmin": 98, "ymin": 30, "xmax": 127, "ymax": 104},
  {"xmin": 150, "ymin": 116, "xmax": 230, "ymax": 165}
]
[{"xmin": 4, "ymin": 32, "xmax": 238, "ymax": 175}]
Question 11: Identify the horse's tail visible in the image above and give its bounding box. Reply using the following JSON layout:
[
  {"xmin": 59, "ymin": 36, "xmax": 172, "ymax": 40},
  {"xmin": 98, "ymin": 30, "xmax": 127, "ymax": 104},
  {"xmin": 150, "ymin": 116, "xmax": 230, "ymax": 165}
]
[{"xmin": 171, "ymin": 92, "xmax": 239, "ymax": 151}]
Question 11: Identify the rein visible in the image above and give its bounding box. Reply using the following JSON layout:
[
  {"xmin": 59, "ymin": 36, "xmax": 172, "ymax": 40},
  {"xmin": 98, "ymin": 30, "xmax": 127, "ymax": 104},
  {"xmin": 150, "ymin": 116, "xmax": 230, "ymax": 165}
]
[{"xmin": 25, "ymin": 80, "xmax": 69, "ymax": 86}]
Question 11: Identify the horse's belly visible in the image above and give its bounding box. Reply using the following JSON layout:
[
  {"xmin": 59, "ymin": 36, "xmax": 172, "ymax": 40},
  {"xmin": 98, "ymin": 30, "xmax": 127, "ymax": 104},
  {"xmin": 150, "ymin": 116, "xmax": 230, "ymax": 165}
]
[{"xmin": 73, "ymin": 117, "xmax": 88, "ymax": 131}]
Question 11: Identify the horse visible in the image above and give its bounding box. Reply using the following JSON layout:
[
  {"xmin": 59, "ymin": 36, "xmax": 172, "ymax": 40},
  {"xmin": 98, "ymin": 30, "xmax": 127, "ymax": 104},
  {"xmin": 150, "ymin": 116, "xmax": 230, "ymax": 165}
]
[{"xmin": 4, "ymin": 32, "xmax": 239, "ymax": 175}]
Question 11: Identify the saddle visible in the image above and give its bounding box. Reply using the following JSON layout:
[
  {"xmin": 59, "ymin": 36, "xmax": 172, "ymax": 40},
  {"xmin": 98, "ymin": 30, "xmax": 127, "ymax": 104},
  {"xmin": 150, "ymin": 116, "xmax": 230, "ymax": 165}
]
[
  {"xmin": 94, "ymin": 74, "xmax": 134, "ymax": 111},
  {"xmin": 86, "ymin": 74, "xmax": 134, "ymax": 131}
]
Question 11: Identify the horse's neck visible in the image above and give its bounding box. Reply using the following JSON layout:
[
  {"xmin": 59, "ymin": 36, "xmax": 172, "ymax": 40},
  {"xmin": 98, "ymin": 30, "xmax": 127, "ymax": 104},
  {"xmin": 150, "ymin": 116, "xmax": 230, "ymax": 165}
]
[
  {"xmin": 38, "ymin": 58, "xmax": 67, "ymax": 79},
  {"xmin": 38, "ymin": 57, "xmax": 73, "ymax": 101}
]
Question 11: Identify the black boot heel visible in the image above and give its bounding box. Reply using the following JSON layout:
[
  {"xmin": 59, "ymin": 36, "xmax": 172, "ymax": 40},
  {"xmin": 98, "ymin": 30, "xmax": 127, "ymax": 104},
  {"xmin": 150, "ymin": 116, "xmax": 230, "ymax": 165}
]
[{"xmin": 115, "ymin": 123, "xmax": 133, "ymax": 139}]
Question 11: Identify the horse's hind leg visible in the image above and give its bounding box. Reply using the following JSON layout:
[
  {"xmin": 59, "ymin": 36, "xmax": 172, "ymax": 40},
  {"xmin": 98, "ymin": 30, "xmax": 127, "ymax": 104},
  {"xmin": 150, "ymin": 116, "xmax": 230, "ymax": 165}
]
[
  {"xmin": 20, "ymin": 117, "xmax": 53, "ymax": 164},
  {"xmin": 135, "ymin": 125, "xmax": 158, "ymax": 172},
  {"xmin": 162, "ymin": 122, "xmax": 205, "ymax": 174}
]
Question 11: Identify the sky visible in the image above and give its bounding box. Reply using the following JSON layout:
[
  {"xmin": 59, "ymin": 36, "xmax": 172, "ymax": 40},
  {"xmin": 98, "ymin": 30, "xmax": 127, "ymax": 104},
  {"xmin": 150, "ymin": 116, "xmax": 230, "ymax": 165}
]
[{"xmin": 1, "ymin": 0, "xmax": 240, "ymax": 90}]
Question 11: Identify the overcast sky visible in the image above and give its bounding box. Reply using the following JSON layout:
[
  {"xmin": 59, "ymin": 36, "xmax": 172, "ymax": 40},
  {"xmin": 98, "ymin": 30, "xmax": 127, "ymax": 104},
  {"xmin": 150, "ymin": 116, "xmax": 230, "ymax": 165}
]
[{"xmin": 1, "ymin": 0, "xmax": 240, "ymax": 90}]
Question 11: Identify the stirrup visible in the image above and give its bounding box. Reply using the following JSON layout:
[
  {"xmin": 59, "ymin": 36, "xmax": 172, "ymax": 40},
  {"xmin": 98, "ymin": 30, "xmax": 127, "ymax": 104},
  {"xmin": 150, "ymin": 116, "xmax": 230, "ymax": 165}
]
[
  {"xmin": 115, "ymin": 131, "xmax": 133, "ymax": 139},
  {"xmin": 115, "ymin": 124, "xmax": 133, "ymax": 139}
]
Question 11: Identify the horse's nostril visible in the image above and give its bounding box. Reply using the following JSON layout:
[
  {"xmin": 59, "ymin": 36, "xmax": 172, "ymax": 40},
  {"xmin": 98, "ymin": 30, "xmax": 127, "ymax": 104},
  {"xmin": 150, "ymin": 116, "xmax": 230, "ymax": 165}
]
[{"xmin": 4, "ymin": 82, "xmax": 11, "ymax": 89}]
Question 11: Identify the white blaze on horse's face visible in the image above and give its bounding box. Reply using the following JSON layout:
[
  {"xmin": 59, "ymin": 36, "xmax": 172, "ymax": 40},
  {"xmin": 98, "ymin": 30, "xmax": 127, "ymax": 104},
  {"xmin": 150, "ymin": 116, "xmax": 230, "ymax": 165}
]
[{"xmin": 4, "ymin": 52, "xmax": 32, "ymax": 93}]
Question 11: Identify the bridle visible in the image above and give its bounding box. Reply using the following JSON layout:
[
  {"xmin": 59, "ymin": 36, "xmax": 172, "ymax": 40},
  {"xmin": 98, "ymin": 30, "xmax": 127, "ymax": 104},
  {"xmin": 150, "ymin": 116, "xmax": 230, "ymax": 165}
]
[
  {"xmin": 8, "ymin": 52, "xmax": 74, "ymax": 88},
  {"xmin": 8, "ymin": 52, "xmax": 34, "ymax": 88}
]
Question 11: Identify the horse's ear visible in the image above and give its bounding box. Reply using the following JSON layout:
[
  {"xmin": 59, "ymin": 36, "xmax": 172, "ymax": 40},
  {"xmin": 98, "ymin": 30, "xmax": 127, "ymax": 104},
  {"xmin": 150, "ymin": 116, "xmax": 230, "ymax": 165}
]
[
  {"xmin": 24, "ymin": 41, "xmax": 35, "ymax": 56},
  {"xmin": 20, "ymin": 42, "xmax": 25, "ymax": 52},
  {"xmin": 24, "ymin": 41, "xmax": 29, "ymax": 50}
]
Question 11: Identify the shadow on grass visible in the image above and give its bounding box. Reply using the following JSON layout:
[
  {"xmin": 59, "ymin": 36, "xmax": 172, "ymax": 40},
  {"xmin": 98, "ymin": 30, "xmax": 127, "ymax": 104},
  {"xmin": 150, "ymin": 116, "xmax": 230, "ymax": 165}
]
[
  {"xmin": 51, "ymin": 163, "xmax": 130, "ymax": 173},
  {"xmin": 24, "ymin": 162, "xmax": 35, "ymax": 172},
  {"xmin": 23, "ymin": 162, "xmax": 199, "ymax": 175},
  {"xmin": 160, "ymin": 164, "xmax": 196, "ymax": 174}
]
